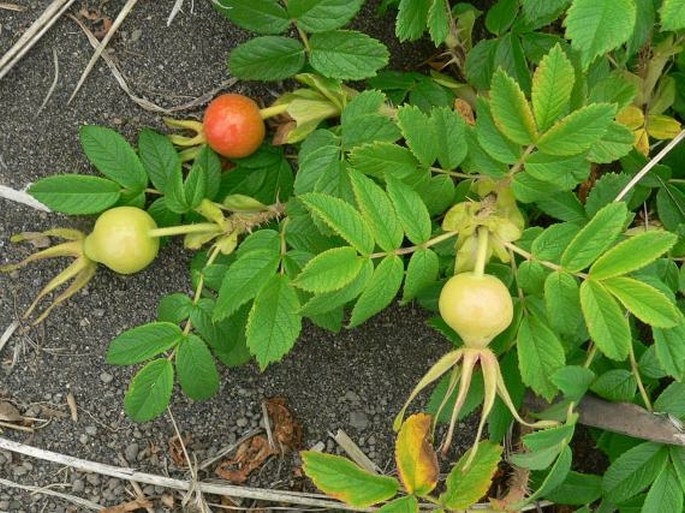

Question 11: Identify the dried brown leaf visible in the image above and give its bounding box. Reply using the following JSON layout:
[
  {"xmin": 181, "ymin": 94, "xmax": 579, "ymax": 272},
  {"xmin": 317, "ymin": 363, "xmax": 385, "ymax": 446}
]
[
  {"xmin": 265, "ymin": 396, "xmax": 302, "ymax": 452},
  {"xmin": 168, "ymin": 434, "xmax": 191, "ymax": 467},
  {"xmin": 0, "ymin": 402, "xmax": 22, "ymax": 422},
  {"xmin": 215, "ymin": 435, "xmax": 277, "ymax": 484},
  {"xmin": 100, "ymin": 498, "xmax": 153, "ymax": 513}
]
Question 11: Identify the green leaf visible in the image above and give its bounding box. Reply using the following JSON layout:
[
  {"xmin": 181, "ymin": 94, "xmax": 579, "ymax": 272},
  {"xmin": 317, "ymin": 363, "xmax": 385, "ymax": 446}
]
[
  {"xmin": 489, "ymin": 69, "xmax": 538, "ymax": 145},
  {"xmin": 657, "ymin": 184, "xmax": 685, "ymax": 231},
  {"xmin": 28, "ymin": 175, "xmax": 120, "ymax": 214},
  {"xmin": 532, "ymin": 44, "xmax": 575, "ymax": 132},
  {"xmin": 300, "ymin": 192, "xmax": 375, "ymax": 255},
  {"xmin": 300, "ymin": 260, "xmax": 373, "ymax": 316},
  {"xmin": 193, "ymin": 300, "xmax": 251, "ymax": 368},
  {"xmin": 402, "ymin": 249, "xmax": 439, "ymax": 303},
  {"xmin": 551, "ymin": 366, "xmax": 595, "ymax": 401},
  {"xmin": 590, "ymin": 231, "xmax": 678, "ymax": 279},
  {"xmin": 654, "ymin": 321, "xmax": 685, "ymax": 381},
  {"xmin": 523, "ymin": 446, "xmax": 572, "ymax": 506},
  {"xmin": 536, "ymin": 192, "xmax": 587, "ymax": 223},
  {"xmin": 544, "ymin": 271, "xmax": 582, "ymax": 334},
  {"xmin": 660, "ymin": 0, "xmax": 685, "ymax": 32},
  {"xmin": 532, "ymin": 222, "xmax": 580, "ymax": 261},
  {"xmin": 440, "ymin": 441, "xmax": 503, "ymax": 509},
  {"xmin": 349, "ymin": 142, "xmax": 419, "ymax": 181},
  {"xmin": 517, "ymin": 315, "xmax": 565, "ymax": 401},
  {"xmin": 193, "ymin": 146, "xmax": 222, "ymax": 201},
  {"xmin": 524, "ymin": 152, "xmax": 590, "ymax": 189},
  {"xmin": 349, "ymin": 169, "xmax": 404, "ymax": 251},
  {"xmin": 184, "ymin": 159, "xmax": 207, "ymax": 210},
  {"xmin": 107, "ymin": 323, "xmax": 182, "ymax": 365},
  {"xmin": 564, "ymin": 0, "xmax": 637, "ymax": 69},
  {"xmin": 80, "ymin": 125, "xmax": 147, "ymax": 192},
  {"xmin": 138, "ymin": 128, "xmax": 181, "ymax": 194},
  {"xmin": 158, "ymin": 293, "xmax": 193, "ymax": 324},
  {"xmin": 643, "ymin": 465, "xmax": 683, "ymax": 513},
  {"xmin": 348, "ymin": 255, "xmax": 404, "ymax": 327},
  {"xmin": 214, "ymin": 250, "xmax": 281, "ymax": 322},
  {"xmin": 229, "ymin": 36, "xmax": 305, "ymax": 81},
  {"xmin": 309, "ymin": 30, "xmax": 389, "ymax": 80},
  {"xmin": 246, "ymin": 274, "xmax": 302, "ymax": 370},
  {"xmin": 588, "ymin": 122, "xmax": 635, "ymax": 164},
  {"xmin": 396, "ymin": 106, "xmax": 439, "ymax": 166},
  {"xmin": 580, "ymin": 279, "xmax": 631, "ymax": 360},
  {"xmin": 476, "ymin": 97, "xmax": 522, "ymax": 165},
  {"xmin": 395, "ymin": 0, "xmax": 430, "ymax": 41},
  {"xmin": 341, "ymin": 91, "xmax": 400, "ymax": 150},
  {"xmin": 432, "ymin": 107, "xmax": 468, "ymax": 169},
  {"xmin": 603, "ymin": 276, "xmax": 681, "ymax": 328},
  {"xmin": 124, "ymin": 359, "xmax": 174, "ymax": 422},
  {"xmin": 522, "ymin": 0, "xmax": 570, "ymax": 28},
  {"xmin": 465, "ymin": 39, "xmax": 499, "ymax": 91},
  {"xmin": 602, "ymin": 442, "xmax": 669, "ymax": 504},
  {"xmin": 537, "ymin": 103, "xmax": 617, "ymax": 156},
  {"xmin": 671, "ymin": 447, "xmax": 685, "ymax": 493},
  {"xmin": 590, "ymin": 369, "xmax": 636, "ymax": 402},
  {"xmin": 427, "ymin": 0, "xmax": 449, "ymax": 45},
  {"xmin": 385, "ymin": 176, "xmax": 432, "ymax": 244},
  {"xmin": 654, "ymin": 382, "xmax": 685, "ymax": 418},
  {"xmin": 585, "ymin": 173, "xmax": 632, "ymax": 218},
  {"xmin": 486, "ymin": 0, "xmax": 518, "ymax": 35},
  {"xmin": 512, "ymin": 173, "xmax": 563, "ymax": 202},
  {"xmin": 288, "ymin": 0, "xmax": 364, "ymax": 32},
  {"xmin": 213, "ymin": 0, "xmax": 291, "ymax": 34},
  {"xmin": 301, "ymin": 451, "xmax": 400, "ymax": 506},
  {"xmin": 545, "ymin": 471, "xmax": 603, "ymax": 506},
  {"xmin": 294, "ymin": 247, "xmax": 364, "ymax": 293},
  {"xmin": 176, "ymin": 335, "xmax": 219, "ymax": 400},
  {"xmin": 376, "ymin": 496, "xmax": 418, "ymax": 513},
  {"xmin": 511, "ymin": 444, "xmax": 564, "ymax": 471},
  {"xmin": 561, "ymin": 202, "xmax": 628, "ymax": 272}
]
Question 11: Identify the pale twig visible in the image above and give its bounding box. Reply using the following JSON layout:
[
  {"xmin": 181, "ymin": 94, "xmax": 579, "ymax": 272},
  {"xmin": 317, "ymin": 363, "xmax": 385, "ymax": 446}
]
[
  {"xmin": 36, "ymin": 47, "xmax": 60, "ymax": 116},
  {"xmin": 68, "ymin": 0, "xmax": 139, "ymax": 103},
  {"xmin": 0, "ymin": 0, "xmax": 76, "ymax": 81},
  {"xmin": 0, "ymin": 3, "xmax": 25, "ymax": 11},
  {"xmin": 0, "ymin": 184, "xmax": 52, "ymax": 211},
  {"xmin": 615, "ymin": 129, "xmax": 685, "ymax": 202},
  {"xmin": 0, "ymin": 321, "xmax": 20, "ymax": 356},
  {"xmin": 0, "ymin": 477, "xmax": 102, "ymax": 511},
  {"xmin": 167, "ymin": 0, "xmax": 184, "ymax": 26},
  {"xmin": 69, "ymin": 14, "xmax": 237, "ymax": 113},
  {"xmin": 330, "ymin": 429, "xmax": 380, "ymax": 474}
]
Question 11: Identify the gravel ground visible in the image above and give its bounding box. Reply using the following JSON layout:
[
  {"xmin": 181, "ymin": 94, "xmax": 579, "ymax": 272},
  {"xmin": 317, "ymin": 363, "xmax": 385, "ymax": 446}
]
[{"xmin": 0, "ymin": 1, "xmax": 475, "ymax": 512}]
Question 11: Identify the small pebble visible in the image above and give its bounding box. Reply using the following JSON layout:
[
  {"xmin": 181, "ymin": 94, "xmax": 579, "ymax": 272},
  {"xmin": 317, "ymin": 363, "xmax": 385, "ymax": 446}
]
[
  {"xmin": 236, "ymin": 417, "xmax": 248, "ymax": 428},
  {"xmin": 100, "ymin": 372, "xmax": 113, "ymax": 384},
  {"xmin": 72, "ymin": 480, "xmax": 85, "ymax": 493},
  {"xmin": 85, "ymin": 426, "xmax": 97, "ymax": 436},
  {"xmin": 125, "ymin": 443, "xmax": 139, "ymax": 463},
  {"xmin": 79, "ymin": 434, "xmax": 89, "ymax": 444},
  {"xmin": 349, "ymin": 411, "xmax": 370, "ymax": 431}
]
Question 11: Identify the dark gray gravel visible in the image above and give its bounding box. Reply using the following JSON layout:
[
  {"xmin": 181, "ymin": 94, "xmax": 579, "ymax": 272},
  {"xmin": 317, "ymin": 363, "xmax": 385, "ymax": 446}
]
[{"xmin": 0, "ymin": 1, "xmax": 472, "ymax": 511}]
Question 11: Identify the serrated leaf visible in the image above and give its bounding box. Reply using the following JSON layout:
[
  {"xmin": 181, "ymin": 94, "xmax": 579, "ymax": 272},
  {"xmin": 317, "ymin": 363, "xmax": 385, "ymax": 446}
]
[
  {"xmin": 80, "ymin": 125, "xmax": 147, "ymax": 192},
  {"xmin": 294, "ymin": 247, "xmax": 364, "ymax": 293},
  {"xmin": 246, "ymin": 274, "xmax": 302, "ymax": 370},
  {"xmin": 193, "ymin": 300, "xmax": 251, "ymax": 368},
  {"xmin": 536, "ymin": 192, "xmax": 587, "ymax": 223},
  {"xmin": 427, "ymin": 0, "xmax": 449, "ymax": 45},
  {"xmin": 124, "ymin": 359, "xmax": 174, "ymax": 422},
  {"xmin": 395, "ymin": 0, "xmax": 430, "ymax": 41},
  {"xmin": 213, "ymin": 0, "xmax": 290, "ymax": 34},
  {"xmin": 564, "ymin": 0, "xmax": 636, "ymax": 69},
  {"xmin": 561, "ymin": 202, "xmax": 627, "ymax": 272},
  {"xmin": 214, "ymin": 250, "xmax": 281, "ymax": 322},
  {"xmin": 376, "ymin": 496, "xmax": 418, "ymax": 513},
  {"xmin": 432, "ymin": 106, "xmax": 468, "ymax": 169},
  {"xmin": 590, "ymin": 231, "xmax": 678, "ymax": 279},
  {"xmin": 402, "ymin": 249, "xmax": 439, "ymax": 303},
  {"xmin": 512, "ymin": 172, "xmax": 563, "ymax": 202},
  {"xmin": 176, "ymin": 335, "xmax": 219, "ymax": 400},
  {"xmin": 585, "ymin": 173, "xmax": 632, "ymax": 217},
  {"xmin": 301, "ymin": 451, "xmax": 400, "ymax": 506},
  {"xmin": 591, "ymin": 369, "xmax": 636, "ymax": 402},
  {"xmin": 395, "ymin": 413, "xmax": 439, "ymax": 496},
  {"xmin": 524, "ymin": 152, "xmax": 590, "ymax": 189},
  {"xmin": 158, "ymin": 293, "xmax": 193, "ymax": 324},
  {"xmin": 551, "ymin": 366, "xmax": 595, "ymax": 401},
  {"xmin": 517, "ymin": 315, "xmax": 565, "ymax": 400},
  {"xmin": 485, "ymin": 0, "xmax": 518, "ymax": 35},
  {"xmin": 465, "ymin": 39, "xmax": 499, "ymax": 91},
  {"xmin": 588, "ymin": 121, "xmax": 635, "ymax": 164},
  {"xmin": 138, "ymin": 128, "xmax": 181, "ymax": 194},
  {"xmin": 341, "ymin": 91, "xmax": 400, "ymax": 150},
  {"xmin": 386, "ymin": 176, "xmax": 432, "ymax": 244},
  {"xmin": 660, "ymin": 0, "xmax": 685, "ymax": 31},
  {"xmin": 602, "ymin": 442, "xmax": 669, "ymax": 504},
  {"xmin": 348, "ymin": 255, "xmax": 404, "ymax": 327},
  {"xmin": 643, "ymin": 465, "xmax": 683, "ymax": 513},
  {"xmin": 476, "ymin": 97, "xmax": 522, "ymax": 165},
  {"xmin": 184, "ymin": 159, "xmax": 207, "ymax": 210},
  {"xmin": 309, "ymin": 30, "xmax": 389, "ymax": 80},
  {"xmin": 654, "ymin": 382, "xmax": 685, "ymax": 418},
  {"xmin": 537, "ymin": 103, "xmax": 617, "ymax": 156},
  {"xmin": 300, "ymin": 259, "xmax": 374, "ymax": 316},
  {"xmin": 229, "ymin": 36, "xmax": 305, "ymax": 81},
  {"xmin": 107, "ymin": 323, "xmax": 182, "ymax": 365},
  {"xmin": 300, "ymin": 192, "xmax": 375, "ymax": 255},
  {"xmin": 532, "ymin": 44, "xmax": 574, "ymax": 132},
  {"xmin": 490, "ymin": 69, "xmax": 538, "ymax": 145},
  {"xmin": 544, "ymin": 271, "xmax": 582, "ymax": 334},
  {"xmin": 349, "ymin": 142, "xmax": 419, "ymax": 181},
  {"xmin": 521, "ymin": 445, "xmax": 572, "ymax": 506},
  {"xmin": 28, "ymin": 175, "xmax": 120, "ymax": 215},
  {"xmin": 545, "ymin": 471, "xmax": 603, "ymax": 506},
  {"xmin": 396, "ymin": 106, "xmax": 439, "ymax": 166},
  {"xmin": 522, "ymin": 0, "xmax": 570, "ymax": 26},
  {"xmin": 288, "ymin": 0, "xmax": 364, "ymax": 32},
  {"xmin": 532, "ymin": 222, "xmax": 580, "ymax": 261},
  {"xmin": 349, "ymin": 169, "xmax": 404, "ymax": 251},
  {"xmin": 580, "ymin": 279, "xmax": 631, "ymax": 360},
  {"xmin": 603, "ymin": 276, "xmax": 681, "ymax": 328},
  {"xmin": 440, "ymin": 441, "xmax": 503, "ymax": 509},
  {"xmin": 654, "ymin": 321, "xmax": 685, "ymax": 381}
]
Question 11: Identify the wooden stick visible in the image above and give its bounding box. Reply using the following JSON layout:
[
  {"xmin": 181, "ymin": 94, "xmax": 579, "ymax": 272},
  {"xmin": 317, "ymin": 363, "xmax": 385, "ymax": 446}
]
[
  {"xmin": 68, "ymin": 0, "xmax": 139, "ymax": 103},
  {"xmin": 0, "ymin": 0, "xmax": 77, "ymax": 81},
  {"xmin": 0, "ymin": 477, "xmax": 102, "ymax": 511},
  {"xmin": 330, "ymin": 429, "xmax": 380, "ymax": 474}
]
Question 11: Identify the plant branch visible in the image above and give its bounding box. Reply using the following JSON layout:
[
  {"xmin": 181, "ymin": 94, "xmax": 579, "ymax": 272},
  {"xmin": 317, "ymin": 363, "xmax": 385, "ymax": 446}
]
[
  {"xmin": 499, "ymin": 239, "xmax": 588, "ymax": 278},
  {"xmin": 614, "ymin": 128, "xmax": 685, "ymax": 202},
  {"xmin": 629, "ymin": 343, "xmax": 653, "ymax": 411},
  {"xmin": 369, "ymin": 230, "xmax": 459, "ymax": 259}
]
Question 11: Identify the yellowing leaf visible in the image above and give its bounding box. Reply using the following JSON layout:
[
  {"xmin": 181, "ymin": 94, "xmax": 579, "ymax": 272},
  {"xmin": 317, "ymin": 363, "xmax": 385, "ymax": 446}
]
[
  {"xmin": 616, "ymin": 105, "xmax": 644, "ymax": 131},
  {"xmin": 646, "ymin": 114, "xmax": 682, "ymax": 140},
  {"xmin": 395, "ymin": 413, "xmax": 439, "ymax": 496},
  {"xmin": 634, "ymin": 128, "xmax": 650, "ymax": 156}
]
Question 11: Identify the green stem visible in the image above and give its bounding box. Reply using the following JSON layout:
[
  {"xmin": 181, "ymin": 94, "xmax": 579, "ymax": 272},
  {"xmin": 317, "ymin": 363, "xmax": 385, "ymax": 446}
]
[
  {"xmin": 473, "ymin": 226, "xmax": 489, "ymax": 278},
  {"xmin": 182, "ymin": 245, "xmax": 221, "ymax": 336},
  {"xmin": 500, "ymin": 239, "xmax": 588, "ymax": 279},
  {"xmin": 260, "ymin": 103, "xmax": 289, "ymax": 120},
  {"xmin": 148, "ymin": 223, "xmax": 221, "ymax": 239},
  {"xmin": 629, "ymin": 343, "xmax": 653, "ymax": 411},
  {"xmin": 296, "ymin": 23, "xmax": 311, "ymax": 53},
  {"xmin": 430, "ymin": 166, "xmax": 484, "ymax": 180},
  {"xmin": 508, "ymin": 144, "xmax": 536, "ymax": 177},
  {"xmin": 369, "ymin": 230, "xmax": 459, "ymax": 259}
]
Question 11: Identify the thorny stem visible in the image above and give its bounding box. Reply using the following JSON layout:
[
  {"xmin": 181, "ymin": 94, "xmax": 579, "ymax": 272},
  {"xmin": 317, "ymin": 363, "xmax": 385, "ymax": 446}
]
[
  {"xmin": 473, "ymin": 226, "xmax": 489, "ymax": 278},
  {"xmin": 369, "ymin": 230, "xmax": 459, "ymax": 259},
  {"xmin": 629, "ymin": 343, "xmax": 653, "ymax": 411},
  {"xmin": 278, "ymin": 217, "xmax": 289, "ymax": 275}
]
